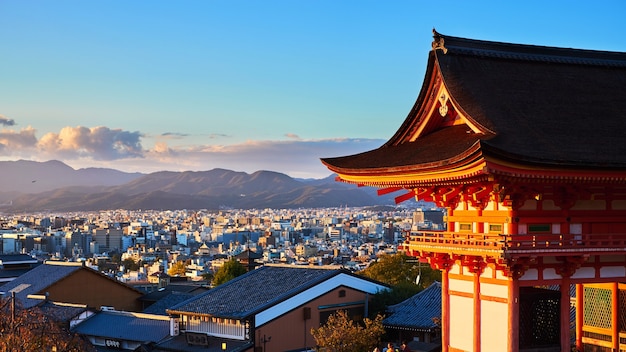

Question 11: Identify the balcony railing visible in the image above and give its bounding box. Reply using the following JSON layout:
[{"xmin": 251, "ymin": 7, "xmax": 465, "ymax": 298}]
[{"xmin": 402, "ymin": 231, "xmax": 626, "ymax": 257}]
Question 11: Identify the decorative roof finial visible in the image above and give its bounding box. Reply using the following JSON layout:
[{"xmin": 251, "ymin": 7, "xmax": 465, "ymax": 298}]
[{"xmin": 432, "ymin": 28, "xmax": 448, "ymax": 54}]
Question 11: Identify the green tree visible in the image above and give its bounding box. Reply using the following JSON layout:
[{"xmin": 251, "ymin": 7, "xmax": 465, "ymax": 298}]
[
  {"xmin": 359, "ymin": 253, "xmax": 419, "ymax": 286},
  {"xmin": 212, "ymin": 258, "xmax": 247, "ymax": 286},
  {"xmin": 368, "ymin": 281, "xmax": 421, "ymax": 318},
  {"xmin": 311, "ymin": 310, "xmax": 385, "ymax": 352},
  {"xmin": 360, "ymin": 253, "xmax": 441, "ymax": 288},
  {"xmin": 121, "ymin": 258, "xmax": 140, "ymax": 273},
  {"xmin": 360, "ymin": 253, "xmax": 441, "ymax": 317}
]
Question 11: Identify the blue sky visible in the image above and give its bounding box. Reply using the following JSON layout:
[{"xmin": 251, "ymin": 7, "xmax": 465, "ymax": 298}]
[{"xmin": 1, "ymin": 1, "xmax": 625, "ymax": 178}]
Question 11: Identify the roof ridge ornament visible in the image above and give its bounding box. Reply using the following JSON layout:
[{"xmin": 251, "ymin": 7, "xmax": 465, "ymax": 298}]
[{"xmin": 432, "ymin": 28, "xmax": 448, "ymax": 54}]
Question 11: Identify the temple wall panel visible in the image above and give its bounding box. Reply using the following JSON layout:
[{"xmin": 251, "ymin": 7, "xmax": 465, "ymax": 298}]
[
  {"xmin": 480, "ymin": 281, "xmax": 508, "ymax": 299},
  {"xmin": 481, "ymin": 300, "xmax": 508, "ymax": 352},
  {"xmin": 451, "ymin": 263, "xmax": 463, "ymax": 275},
  {"xmin": 600, "ymin": 266, "xmax": 626, "ymax": 278},
  {"xmin": 571, "ymin": 267, "xmax": 596, "ymax": 279},
  {"xmin": 519, "ymin": 200, "xmax": 537, "ymax": 210},
  {"xmin": 599, "ymin": 255, "xmax": 624, "ymax": 263},
  {"xmin": 543, "ymin": 257, "xmax": 560, "ymax": 264},
  {"xmin": 542, "ymin": 200, "xmax": 560, "ymax": 211},
  {"xmin": 571, "ymin": 200, "xmax": 606, "ymax": 210},
  {"xmin": 612, "ymin": 200, "xmax": 626, "ymax": 210},
  {"xmin": 519, "ymin": 268, "xmax": 539, "ymax": 281},
  {"xmin": 449, "ymin": 275, "xmax": 474, "ymax": 294},
  {"xmin": 482, "ymin": 266, "xmax": 495, "ymax": 278},
  {"xmin": 494, "ymin": 269, "xmax": 508, "ymax": 280},
  {"xmin": 542, "ymin": 268, "xmax": 561, "ymax": 280},
  {"xmin": 449, "ymin": 294, "xmax": 474, "ymax": 352}
]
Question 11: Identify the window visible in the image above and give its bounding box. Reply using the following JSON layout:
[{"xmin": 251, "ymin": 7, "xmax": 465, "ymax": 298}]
[
  {"xmin": 338, "ymin": 289, "xmax": 346, "ymax": 298},
  {"xmin": 488, "ymin": 224, "xmax": 502, "ymax": 233},
  {"xmin": 528, "ymin": 224, "xmax": 551, "ymax": 233},
  {"xmin": 459, "ymin": 223, "xmax": 472, "ymax": 231}
]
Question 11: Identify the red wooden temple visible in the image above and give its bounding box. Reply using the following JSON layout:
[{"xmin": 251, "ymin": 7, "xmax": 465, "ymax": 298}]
[{"xmin": 322, "ymin": 30, "xmax": 626, "ymax": 352}]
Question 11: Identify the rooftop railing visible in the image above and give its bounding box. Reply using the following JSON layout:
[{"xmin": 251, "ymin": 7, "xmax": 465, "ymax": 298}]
[{"xmin": 402, "ymin": 231, "xmax": 626, "ymax": 257}]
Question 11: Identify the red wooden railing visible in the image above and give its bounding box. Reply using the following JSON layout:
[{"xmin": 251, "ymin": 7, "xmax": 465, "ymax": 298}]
[{"xmin": 402, "ymin": 231, "xmax": 626, "ymax": 256}]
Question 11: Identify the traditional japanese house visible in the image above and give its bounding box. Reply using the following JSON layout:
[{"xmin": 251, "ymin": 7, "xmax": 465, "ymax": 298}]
[
  {"xmin": 322, "ymin": 30, "xmax": 626, "ymax": 352},
  {"xmin": 162, "ymin": 264, "xmax": 388, "ymax": 352}
]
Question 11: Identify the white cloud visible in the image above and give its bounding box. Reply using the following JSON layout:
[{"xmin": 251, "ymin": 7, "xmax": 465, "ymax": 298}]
[
  {"xmin": 0, "ymin": 123, "xmax": 384, "ymax": 179},
  {"xmin": 37, "ymin": 126, "xmax": 143, "ymax": 160},
  {"xmin": 0, "ymin": 126, "xmax": 38, "ymax": 154}
]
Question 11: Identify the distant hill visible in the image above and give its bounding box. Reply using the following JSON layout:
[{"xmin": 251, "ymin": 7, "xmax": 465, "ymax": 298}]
[
  {"xmin": 0, "ymin": 160, "xmax": 406, "ymax": 212},
  {"xmin": 0, "ymin": 160, "xmax": 143, "ymax": 194}
]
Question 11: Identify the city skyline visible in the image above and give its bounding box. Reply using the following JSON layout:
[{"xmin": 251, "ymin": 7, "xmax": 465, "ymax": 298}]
[{"xmin": 2, "ymin": 1, "xmax": 626, "ymax": 178}]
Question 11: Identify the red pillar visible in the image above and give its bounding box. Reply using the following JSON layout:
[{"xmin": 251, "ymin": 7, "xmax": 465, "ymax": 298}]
[
  {"xmin": 442, "ymin": 268, "xmax": 450, "ymax": 352},
  {"xmin": 474, "ymin": 271, "xmax": 481, "ymax": 352},
  {"xmin": 560, "ymin": 277, "xmax": 571, "ymax": 351},
  {"xmin": 508, "ymin": 278, "xmax": 519, "ymax": 352},
  {"xmin": 612, "ymin": 282, "xmax": 619, "ymax": 351},
  {"xmin": 575, "ymin": 284, "xmax": 583, "ymax": 351}
]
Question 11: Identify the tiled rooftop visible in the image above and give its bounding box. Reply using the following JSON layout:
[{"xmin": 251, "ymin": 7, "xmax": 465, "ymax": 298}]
[
  {"xmin": 169, "ymin": 265, "xmax": 345, "ymax": 319},
  {"xmin": 383, "ymin": 281, "xmax": 441, "ymax": 331},
  {"xmin": 0, "ymin": 262, "xmax": 83, "ymax": 308},
  {"xmin": 72, "ymin": 310, "xmax": 170, "ymax": 343}
]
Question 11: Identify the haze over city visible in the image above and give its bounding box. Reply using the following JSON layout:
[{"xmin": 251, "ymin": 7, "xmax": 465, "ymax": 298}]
[{"xmin": 2, "ymin": 1, "xmax": 625, "ymax": 179}]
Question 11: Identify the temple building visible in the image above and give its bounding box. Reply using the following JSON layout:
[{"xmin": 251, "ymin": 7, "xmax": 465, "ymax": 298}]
[{"xmin": 322, "ymin": 30, "xmax": 626, "ymax": 352}]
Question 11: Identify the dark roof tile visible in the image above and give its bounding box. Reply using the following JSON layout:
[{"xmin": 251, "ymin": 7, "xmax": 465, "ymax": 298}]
[
  {"xmin": 383, "ymin": 282, "xmax": 441, "ymax": 331},
  {"xmin": 168, "ymin": 265, "xmax": 345, "ymax": 319}
]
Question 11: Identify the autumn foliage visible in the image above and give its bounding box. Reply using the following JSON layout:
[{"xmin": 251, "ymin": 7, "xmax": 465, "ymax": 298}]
[
  {"xmin": 311, "ymin": 310, "xmax": 385, "ymax": 352},
  {"xmin": 0, "ymin": 297, "xmax": 94, "ymax": 352}
]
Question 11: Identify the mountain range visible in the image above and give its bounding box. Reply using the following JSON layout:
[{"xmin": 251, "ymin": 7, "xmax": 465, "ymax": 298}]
[{"xmin": 0, "ymin": 160, "xmax": 405, "ymax": 212}]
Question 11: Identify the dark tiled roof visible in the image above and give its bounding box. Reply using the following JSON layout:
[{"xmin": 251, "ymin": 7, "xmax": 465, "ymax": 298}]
[
  {"xmin": 234, "ymin": 249, "xmax": 263, "ymax": 260},
  {"xmin": 140, "ymin": 284, "xmax": 208, "ymax": 302},
  {"xmin": 322, "ymin": 125, "xmax": 481, "ymax": 170},
  {"xmin": 322, "ymin": 31, "xmax": 626, "ymax": 172},
  {"xmin": 0, "ymin": 267, "xmax": 39, "ymax": 281},
  {"xmin": 143, "ymin": 292, "xmax": 196, "ymax": 315},
  {"xmin": 383, "ymin": 281, "xmax": 441, "ymax": 331},
  {"xmin": 0, "ymin": 262, "xmax": 83, "ymax": 308},
  {"xmin": 72, "ymin": 310, "xmax": 170, "ymax": 343},
  {"xmin": 38, "ymin": 301, "xmax": 90, "ymax": 323},
  {"xmin": 155, "ymin": 334, "xmax": 252, "ymax": 352},
  {"xmin": 0, "ymin": 254, "xmax": 39, "ymax": 263},
  {"xmin": 168, "ymin": 265, "xmax": 347, "ymax": 319},
  {"xmin": 437, "ymin": 34, "xmax": 626, "ymax": 168}
]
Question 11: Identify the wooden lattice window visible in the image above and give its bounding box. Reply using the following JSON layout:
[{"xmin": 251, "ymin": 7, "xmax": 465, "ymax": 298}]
[{"xmin": 583, "ymin": 287, "xmax": 612, "ymax": 329}]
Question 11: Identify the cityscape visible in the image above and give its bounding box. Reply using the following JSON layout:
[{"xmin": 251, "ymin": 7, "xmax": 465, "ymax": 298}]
[
  {"xmin": 2, "ymin": 2, "xmax": 626, "ymax": 352},
  {"xmin": 0, "ymin": 205, "xmax": 445, "ymax": 351}
]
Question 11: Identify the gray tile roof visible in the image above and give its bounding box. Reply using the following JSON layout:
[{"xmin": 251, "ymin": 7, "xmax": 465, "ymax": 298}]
[
  {"xmin": 383, "ymin": 281, "xmax": 441, "ymax": 331},
  {"xmin": 155, "ymin": 334, "xmax": 252, "ymax": 352},
  {"xmin": 0, "ymin": 262, "xmax": 83, "ymax": 308},
  {"xmin": 72, "ymin": 310, "xmax": 170, "ymax": 343},
  {"xmin": 38, "ymin": 301, "xmax": 90, "ymax": 323},
  {"xmin": 143, "ymin": 292, "xmax": 196, "ymax": 316},
  {"xmin": 168, "ymin": 265, "xmax": 351, "ymax": 319}
]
